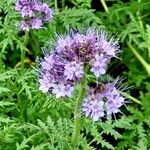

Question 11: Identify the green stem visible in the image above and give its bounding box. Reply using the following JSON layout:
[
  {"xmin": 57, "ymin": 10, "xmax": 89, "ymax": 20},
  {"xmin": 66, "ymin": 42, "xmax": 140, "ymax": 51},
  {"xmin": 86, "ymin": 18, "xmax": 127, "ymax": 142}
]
[
  {"xmin": 86, "ymin": 133, "xmax": 101, "ymax": 148},
  {"xmin": 127, "ymin": 42, "xmax": 150, "ymax": 76},
  {"xmin": 100, "ymin": 0, "xmax": 109, "ymax": 13},
  {"xmin": 62, "ymin": 0, "xmax": 65, "ymax": 8},
  {"xmin": 137, "ymin": 0, "xmax": 143, "ymax": 28},
  {"xmin": 30, "ymin": 32, "xmax": 41, "ymax": 55},
  {"xmin": 21, "ymin": 32, "xmax": 29, "ymax": 68},
  {"xmin": 119, "ymin": 91, "xmax": 142, "ymax": 105},
  {"xmin": 71, "ymin": 77, "xmax": 87, "ymax": 149},
  {"xmin": 55, "ymin": 0, "xmax": 58, "ymax": 12}
]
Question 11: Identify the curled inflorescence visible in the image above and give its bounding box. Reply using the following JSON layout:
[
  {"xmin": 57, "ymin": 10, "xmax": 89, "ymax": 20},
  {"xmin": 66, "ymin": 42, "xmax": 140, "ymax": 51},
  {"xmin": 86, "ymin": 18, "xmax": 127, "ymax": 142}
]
[
  {"xmin": 38, "ymin": 28, "xmax": 125, "ymax": 120},
  {"xmin": 82, "ymin": 81, "xmax": 125, "ymax": 121},
  {"xmin": 15, "ymin": 0, "xmax": 53, "ymax": 31}
]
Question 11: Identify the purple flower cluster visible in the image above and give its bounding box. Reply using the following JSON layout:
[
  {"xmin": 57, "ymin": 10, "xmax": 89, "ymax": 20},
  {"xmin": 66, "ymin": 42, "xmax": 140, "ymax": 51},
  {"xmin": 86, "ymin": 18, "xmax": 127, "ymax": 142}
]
[
  {"xmin": 39, "ymin": 52, "xmax": 84, "ymax": 98},
  {"xmin": 38, "ymin": 28, "xmax": 120, "ymax": 98},
  {"xmin": 82, "ymin": 81, "xmax": 125, "ymax": 121},
  {"xmin": 15, "ymin": 0, "xmax": 53, "ymax": 31}
]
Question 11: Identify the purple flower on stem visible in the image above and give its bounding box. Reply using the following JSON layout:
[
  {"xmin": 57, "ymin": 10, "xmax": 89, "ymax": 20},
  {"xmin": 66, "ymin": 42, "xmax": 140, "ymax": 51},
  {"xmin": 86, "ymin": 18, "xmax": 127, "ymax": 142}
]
[
  {"xmin": 82, "ymin": 80, "xmax": 125, "ymax": 121},
  {"xmin": 38, "ymin": 51, "xmax": 76, "ymax": 98},
  {"xmin": 40, "ymin": 54, "xmax": 55, "ymax": 71},
  {"xmin": 73, "ymin": 28, "xmax": 96, "ymax": 49},
  {"xmin": 64, "ymin": 61, "xmax": 84, "ymax": 80},
  {"xmin": 15, "ymin": 0, "xmax": 53, "ymax": 31},
  {"xmin": 97, "ymin": 31, "xmax": 120, "ymax": 57},
  {"xmin": 15, "ymin": 0, "xmax": 28, "ymax": 11},
  {"xmin": 104, "ymin": 83, "xmax": 125, "ymax": 116},
  {"xmin": 39, "ymin": 71, "xmax": 54, "ymax": 93},
  {"xmin": 30, "ymin": 17, "xmax": 43, "ymax": 29},
  {"xmin": 37, "ymin": 28, "xmax": 121, "ymax": 99},
  {"xmin": 32, "ymin": 3, "xmax": 42, "ymax": 11},
  {"xmin": 41, "ymin": 3, "xmax": 53, "ymax": 21},
  {"xmin": 19, "ymin": 20, "xmax": 30, "ymax": 31},
  {"xmin": 82, "ymin": 89, "xmax": 105, "ymax": 121},
  {"xmin": 52, "ymin": 83, "xmax": 74, "ymax": 98},
  {"xmin": 55, "ymin": 35, "xmax": 75, "ymax": 54},
  {"xmin": 73, "ymin": 31, "xmax": 97, "ymax": 60},
  {"xmin": 90, "ymin": 54, "xmax": 108, "ymax": 78}
]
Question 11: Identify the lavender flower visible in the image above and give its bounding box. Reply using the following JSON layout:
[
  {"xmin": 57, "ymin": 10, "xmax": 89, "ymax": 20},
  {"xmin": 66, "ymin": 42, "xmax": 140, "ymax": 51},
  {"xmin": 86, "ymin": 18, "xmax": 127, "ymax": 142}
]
[
  {"xmin": 39, "ymin": 76, "xmax": 52, "ymax": 93},
  {"xmin": 38, "ymin": 51, "xmax": 76, "ymax": 98},
  {"xmin": 41, "ymin": 54, "xmax": 55, "ymax": 71},
  {"xmin": 52, "ymin": 83, "xmax": 74, "ymax": 98},
  {"xmin": 90, "ymin": 54, "xmax": 108, "ymax": 78},
  {"xmin": 82, "ymin": 81, "xmax": 125, "ymax": 121},
  {"xmin": 104, "ymin": 83, "xmax": 125, "ymax": 116},
  {"xmin": 21, "ymin": 5, "xmax": 33, "ymax": 17},
  {"xmin": 56, "ymin": 35, "xmax": 75, "ymax": 54},
  {"xmin": 37, "ymin": 28, "xmax": 120, "ymax": 99},
  {"xmin": 32, "ymin": 2, "xmax": 42, "ymax": 11},
  {"xmin": 30, "ymin": 17, "xmax": 43, "ymax": 29},
  {"xmin": 41, "ymin": 3, "xmax": 53, "ymax": 21},
  {"xmin": 64, "ymin": 61, "xmax": 84, "ymax": 80},
  {"xmin": 15, "ymin": 0, "xmax": 53, "ymax": 31},
  {"xmin": 73, "ymin": 31, "xmax": 97, "ymax": 60},
  {"xmin": 15, "ymin": 0, "xmax": 29, "ymax": 12},
  {"xmin": 97, "ymin": 31, "xmax": 120, "ymax": 58},
  {"xmin": 82, "ymin": 89, "xmax": 105, "ymax": 121},
  {"xmin": 19, "ymin": 20, "xmax": 30, "ymax": 31},
  {"xmin": 15, "ymin": 0, "xmax": 35, "ymax": 17}
]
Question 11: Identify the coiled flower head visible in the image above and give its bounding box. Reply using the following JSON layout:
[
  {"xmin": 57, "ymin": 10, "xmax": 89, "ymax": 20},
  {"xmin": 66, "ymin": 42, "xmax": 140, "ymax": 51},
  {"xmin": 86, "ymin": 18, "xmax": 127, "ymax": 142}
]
[
  {"xmin": 38, "ymin": 50, "xmax": 84, "ymax": 98},
  {"xmin": 38, "ymin": 28, "xmax": 120, "ymax": 98},
  {"xmin": 15, "ymin": 0, "xmax": 53, "ymax": 31},
  {"xmin": 82, "ymin": 80, "xmax": 125, "ymax": 121}
]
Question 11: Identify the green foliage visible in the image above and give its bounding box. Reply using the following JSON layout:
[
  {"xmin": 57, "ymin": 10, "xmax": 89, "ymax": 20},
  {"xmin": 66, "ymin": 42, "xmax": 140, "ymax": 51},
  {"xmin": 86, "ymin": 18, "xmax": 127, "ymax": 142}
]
[
  {"xmin": 0, "ymin": 0, "xmax": 150, "ymax": 149},
  {"xmin": 58, "ymin": 7, "xmax": 103, "ymax": 29}
]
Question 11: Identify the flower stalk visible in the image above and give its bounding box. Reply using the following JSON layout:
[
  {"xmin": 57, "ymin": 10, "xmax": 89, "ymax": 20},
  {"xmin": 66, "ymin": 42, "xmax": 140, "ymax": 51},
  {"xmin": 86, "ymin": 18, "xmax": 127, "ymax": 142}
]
[
  {"xmin": 100, "ymin": 0, "xmax": 109, "ymax": 13},
  {"xmin": 55, "ymin": 0, "xmax": 59, "ymax": 13},
  {"xmin": 71, "ymin": 75, "xmax": 87, "ymax": 149},
  {"xmin": 127, "ymin": 42, "xmax": 150, "ymax": 76},
  {"xmin": 21, "ymin": 31, "xmax": 29, "ymax": 68}
]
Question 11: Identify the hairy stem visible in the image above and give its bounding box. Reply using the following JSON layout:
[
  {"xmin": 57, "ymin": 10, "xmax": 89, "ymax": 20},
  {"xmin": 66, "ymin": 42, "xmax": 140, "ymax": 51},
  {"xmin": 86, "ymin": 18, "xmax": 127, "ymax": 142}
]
[
  {"xmin": 21, "ymin": 31, "xmax": 29, "ymax": 68},
  {"xmin": 127, "ymin": 42, "xmax": 150, "ymax": 76},
  {"xmin": 71, "ymin": 76, "xmax": 87, "ymax": 149},
  {"xmin": 100, "ymin": 0, "xmax": 109, "ymax": 13}
]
